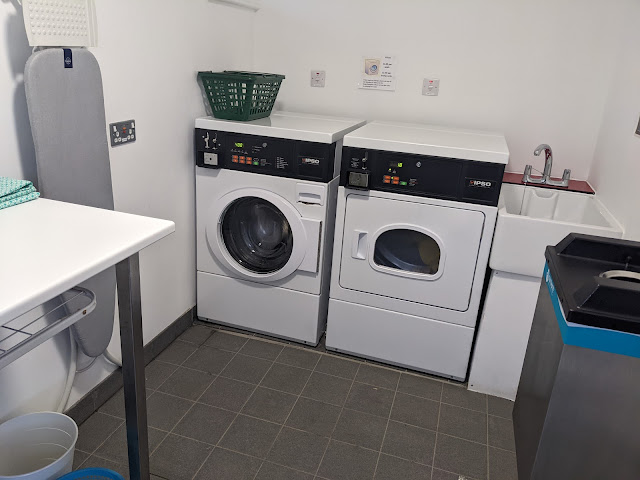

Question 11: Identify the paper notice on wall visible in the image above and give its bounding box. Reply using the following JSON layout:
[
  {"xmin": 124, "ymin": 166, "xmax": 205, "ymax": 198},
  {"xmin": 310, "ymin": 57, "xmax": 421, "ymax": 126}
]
[{"xmin": 358, "ymin": 55, "xmax": 396, "ymax": 91}]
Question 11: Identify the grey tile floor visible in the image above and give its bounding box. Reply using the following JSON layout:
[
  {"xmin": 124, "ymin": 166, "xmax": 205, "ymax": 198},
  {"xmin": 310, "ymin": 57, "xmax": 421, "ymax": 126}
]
[{"xmin": 74, "ymin": 323, "xmax": 518, "ymax": 480}]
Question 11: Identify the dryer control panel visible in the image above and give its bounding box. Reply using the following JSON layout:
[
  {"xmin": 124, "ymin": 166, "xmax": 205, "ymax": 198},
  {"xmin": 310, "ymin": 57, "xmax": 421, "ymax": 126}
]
[
  {"xmin": 341, "ymin": 147, "xmax": 504, "ymax": 206},
  {"xmin": 195, "ymin": 129, "xmax": 338, "ymax": 182}
]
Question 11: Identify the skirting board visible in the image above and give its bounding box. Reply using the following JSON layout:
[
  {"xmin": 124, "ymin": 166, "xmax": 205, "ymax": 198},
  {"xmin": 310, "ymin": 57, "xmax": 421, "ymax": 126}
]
[{"xmin": 65, "ymin": 307, "xmax": 195, "ymax": 425}]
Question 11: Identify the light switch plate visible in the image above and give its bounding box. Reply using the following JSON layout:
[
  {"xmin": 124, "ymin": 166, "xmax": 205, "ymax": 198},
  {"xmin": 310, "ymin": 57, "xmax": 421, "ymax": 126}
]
[
  {"xmin": 422, "ymin": 78, "xmax": 440, "ymax": 96},
  {"xmin": 310, "ymin": 70, "xmax": 326, "ymax": 88},
  {"xmin": 636, "ymin": 115, "xmax": 640, "ymax": 136},
  {"xmin": 110, "ymin": 120, "xmax": 136, "ymax": 147}
]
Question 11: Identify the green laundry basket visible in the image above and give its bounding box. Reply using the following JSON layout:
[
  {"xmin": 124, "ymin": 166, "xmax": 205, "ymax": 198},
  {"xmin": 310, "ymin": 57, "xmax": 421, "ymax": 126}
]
[{"xmin": 198, "ymin": 71, "xmax": 285, "ymax": 121}]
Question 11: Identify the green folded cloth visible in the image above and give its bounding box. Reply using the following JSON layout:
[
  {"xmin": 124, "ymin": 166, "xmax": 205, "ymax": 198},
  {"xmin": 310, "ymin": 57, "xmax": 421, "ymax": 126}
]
[{"xmin": 0, "ymin": 176, "xmax": 40, "ymax": 210}]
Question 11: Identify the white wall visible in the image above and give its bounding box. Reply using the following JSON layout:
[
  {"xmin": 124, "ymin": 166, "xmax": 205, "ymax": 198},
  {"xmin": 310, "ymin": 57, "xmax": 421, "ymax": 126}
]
[
  {"xmin": 253, "ymin": 0, "xmax": 626, "ymax": 179},
  {"xmin": 93, "ymin": 0, "xmax": 252, "ymax": 345},
  {"xmin": 0, "ymin": 1, "xmax": 36, "ymax": 183},
  {"xmin": 589, "ymin": 0, "xmax": 640, "ymax": 240},
  {"xmin": 0, "ymin": 0, "xmax": 253, "ymax": 419}
]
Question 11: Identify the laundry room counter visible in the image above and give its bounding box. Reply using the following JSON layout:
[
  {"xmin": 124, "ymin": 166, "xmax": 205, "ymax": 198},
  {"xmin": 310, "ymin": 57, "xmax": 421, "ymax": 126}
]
[
  {"xmin": 0, "ymin": 197, "xmax": 174, "ymax": 480},
  {"xmin": 0, "ymin": 198, "xmax": 174, "ymax": 325}
]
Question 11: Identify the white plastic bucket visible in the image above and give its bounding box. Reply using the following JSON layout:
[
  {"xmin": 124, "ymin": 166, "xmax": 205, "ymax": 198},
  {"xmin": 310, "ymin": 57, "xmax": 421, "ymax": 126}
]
[{"xmin": 0, "ymin": 412, "xmax": 78, "ymax": 480}]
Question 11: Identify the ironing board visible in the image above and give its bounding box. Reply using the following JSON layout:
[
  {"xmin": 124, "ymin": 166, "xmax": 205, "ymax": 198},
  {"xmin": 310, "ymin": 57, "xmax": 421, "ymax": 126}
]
[
  {"xmin": 0, "ymin": 198, "xmax": 175, "ymax": 480},
  {"xmin": 24, "ymin": 47, "xmax": 117, "ymax": 359}
]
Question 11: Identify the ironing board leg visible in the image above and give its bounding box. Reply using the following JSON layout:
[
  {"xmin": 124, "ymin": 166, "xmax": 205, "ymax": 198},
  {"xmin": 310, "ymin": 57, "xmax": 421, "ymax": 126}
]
[{"xmin": 116, "ymin": 253, "xmax": 150, "ymax": 480}]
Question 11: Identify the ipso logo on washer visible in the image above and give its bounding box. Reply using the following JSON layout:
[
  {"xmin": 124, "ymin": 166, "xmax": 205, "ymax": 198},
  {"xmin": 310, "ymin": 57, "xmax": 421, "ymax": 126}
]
[
  {"xmin": 302, "ymin": 157, "xmax": 321, "ymax": 165},
  {"xmin": 468, "ymin": 179, "xmax": 493, "ymax": 189}
]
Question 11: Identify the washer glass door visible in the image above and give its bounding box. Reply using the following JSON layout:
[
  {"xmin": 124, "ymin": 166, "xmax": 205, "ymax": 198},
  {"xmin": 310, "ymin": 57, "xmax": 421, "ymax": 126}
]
[{"xmin": 221, "ymin": 197, "xmax": 294, "ymax": 274}]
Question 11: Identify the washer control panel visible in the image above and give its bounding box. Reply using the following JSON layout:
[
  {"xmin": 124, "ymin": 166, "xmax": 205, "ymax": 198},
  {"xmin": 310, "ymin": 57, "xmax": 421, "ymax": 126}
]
[
  {"xmin": 342, "ymin": 147, "xmax": 505, "ymax": 206},
  {"xmin": 195, "ymin": 129, "xmax": 337, "ymax": 182}
]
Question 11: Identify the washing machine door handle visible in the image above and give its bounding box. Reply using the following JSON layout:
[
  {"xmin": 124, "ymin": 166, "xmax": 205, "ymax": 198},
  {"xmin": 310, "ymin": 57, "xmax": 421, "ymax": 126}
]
[
  {"xmin": 298, "ymin": 218, "xmax": 322, "ymax": 273},
  {"xmin": 352, "ymin": 230, "xmax": 368, "ymax": 260}
]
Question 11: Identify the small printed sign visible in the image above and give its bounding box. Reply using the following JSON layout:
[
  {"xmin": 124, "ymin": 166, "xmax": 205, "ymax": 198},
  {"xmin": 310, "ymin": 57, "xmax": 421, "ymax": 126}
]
[{"xmin": 358, "ymin": 55, "xmax": 396, "ymax": 91}]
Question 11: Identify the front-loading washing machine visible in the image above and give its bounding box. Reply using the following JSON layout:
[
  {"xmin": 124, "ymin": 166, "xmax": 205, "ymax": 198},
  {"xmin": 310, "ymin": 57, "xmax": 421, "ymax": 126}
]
[
  {"xmin": 326, "ymin": 121, "xmax": 509, "ymax": 379},
  {"xmin": 195, "ymin": 111, "xmax": 365, "ymax": 345}
]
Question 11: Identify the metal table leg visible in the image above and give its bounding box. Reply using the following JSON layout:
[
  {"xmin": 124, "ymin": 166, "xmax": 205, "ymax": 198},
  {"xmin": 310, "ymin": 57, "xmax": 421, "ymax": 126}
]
[{"xmin": 116, "ymin": 253, "xmax": 150, "ymax": 480}]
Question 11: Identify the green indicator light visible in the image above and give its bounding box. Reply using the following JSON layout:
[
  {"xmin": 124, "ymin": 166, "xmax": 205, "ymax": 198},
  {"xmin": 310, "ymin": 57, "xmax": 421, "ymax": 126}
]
[
  {"xmin": 397, "ymin": 163, "xmax": 403, "ymax": 167},
  {"xmin": 253, "ymin": 161, "xmax": 259, "ymax": 165},
  {"xmin": 400, "ymin": 181, "xmax": 408, "ymax": 186},
  {"xmin": 235, "ymin": 142, "xmax": 244, "ymax": 148}
]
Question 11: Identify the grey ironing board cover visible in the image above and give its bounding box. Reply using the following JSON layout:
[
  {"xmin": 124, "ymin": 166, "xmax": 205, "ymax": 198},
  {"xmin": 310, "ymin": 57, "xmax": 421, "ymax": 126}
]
[{"xmin": 24, "ymin": 48, "xmax": 116, "ymax": 358}]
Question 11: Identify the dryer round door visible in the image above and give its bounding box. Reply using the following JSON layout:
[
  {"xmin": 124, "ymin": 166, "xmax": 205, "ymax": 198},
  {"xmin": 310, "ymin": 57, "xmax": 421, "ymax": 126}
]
[{"xmin": 206, "ymin": 188, "xmax": 312, "ymax": 282}]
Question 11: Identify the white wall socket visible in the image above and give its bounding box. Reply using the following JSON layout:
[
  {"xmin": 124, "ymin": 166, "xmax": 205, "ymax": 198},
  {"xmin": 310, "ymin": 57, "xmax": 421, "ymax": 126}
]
[
  {"xmin": 311, "ymin": 70, "xmax": 326, "ymax": 88},
  {"xmin": 422, "ymin": 78, "xmax": 440, "ymax": 96}
]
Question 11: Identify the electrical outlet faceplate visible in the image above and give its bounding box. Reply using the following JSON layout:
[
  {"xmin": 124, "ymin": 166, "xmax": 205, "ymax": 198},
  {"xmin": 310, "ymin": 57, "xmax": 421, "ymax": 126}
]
[
  {"xmin": 422, "ymin": 78, "xmax": 440, "ymax": 96},
  {"xmin": 311, "ymin": 70, "xmax": 326, "ymax": 88},
  {"xmin": 110, "ymin": 120, "xmax": 136, "ymax": 147}
]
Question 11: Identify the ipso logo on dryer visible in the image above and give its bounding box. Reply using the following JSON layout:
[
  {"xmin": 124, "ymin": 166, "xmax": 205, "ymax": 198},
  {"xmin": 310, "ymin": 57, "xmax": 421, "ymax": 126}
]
[{"xmin": 468, "ymin": 179, "xmax": 493, "ymax": 189}]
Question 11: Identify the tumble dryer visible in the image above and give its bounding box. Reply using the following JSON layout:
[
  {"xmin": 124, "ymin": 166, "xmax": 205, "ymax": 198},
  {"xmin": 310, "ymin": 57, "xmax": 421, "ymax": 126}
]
[
  {"xmin": 326, "ymin": 121, "xmax": 509, "ymax": 379},
  {"xmin": 195, "ymin": 112, "xmax": 365, "ymax": 345}
]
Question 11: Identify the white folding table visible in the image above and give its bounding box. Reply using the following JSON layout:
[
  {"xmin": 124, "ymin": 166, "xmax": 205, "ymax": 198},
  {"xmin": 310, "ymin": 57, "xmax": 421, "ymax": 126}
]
[{"xmin": 0, "ymin": 198, "xmax": 175, "ymax": 480}]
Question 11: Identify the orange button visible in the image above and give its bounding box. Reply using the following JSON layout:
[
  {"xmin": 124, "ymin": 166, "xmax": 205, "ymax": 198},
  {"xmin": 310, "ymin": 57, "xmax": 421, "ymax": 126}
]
[
  {"xmin": 246, "ymin": 157, "xmax": 252, "ymax": 162},
  {"xmin": 232, "ymin": 157, "xmax": 238, "ymax": 163},
  {"xmin": 239, "ymin": 159, "xmax": 245, "ymax": 164},
  {"xmin": 392, "ymin": 179, "xmax": 400, "ymax": 185}
]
